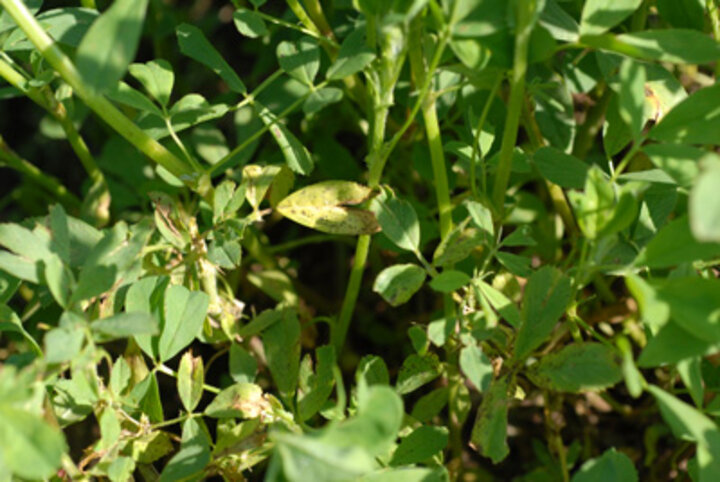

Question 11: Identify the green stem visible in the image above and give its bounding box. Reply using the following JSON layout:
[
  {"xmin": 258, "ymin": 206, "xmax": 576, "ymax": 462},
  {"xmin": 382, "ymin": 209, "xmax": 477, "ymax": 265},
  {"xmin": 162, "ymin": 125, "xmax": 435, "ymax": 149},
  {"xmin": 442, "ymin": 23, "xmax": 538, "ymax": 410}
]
[
  {"xmin": 470, "ymin": 74, "xmax": 502, "ymax": 198},
  {"xmin": 709, "ymin": 0, "xmax": 720, "ymax": 77},
  {"xmin": 0, "ymin": 134, "xmax": 82, "ymax": 208},
  {"xmin": 301, "ymin": 0, "xmax": 335, "ymax": 41},
  {"xmin": 332, "ymin": 233, "xmax": 371, "ymax": 351},
  {"xmin": 0, "ymin": 56, "xmax": 110, "ymax": 223},
  {"xmin": 333, "ymin": 19, "xmax": 410, "ymax": 352},
  {"xmin": 286, "ymin": 0, "xmax": 322, "ymax": 37},
  {"xmin": 0, "ymin": 0, "xmax": 198, "ymax": 186},
  {"xmin": 491, "ymin": 1, "xmax": 535, "ymax": 214}
]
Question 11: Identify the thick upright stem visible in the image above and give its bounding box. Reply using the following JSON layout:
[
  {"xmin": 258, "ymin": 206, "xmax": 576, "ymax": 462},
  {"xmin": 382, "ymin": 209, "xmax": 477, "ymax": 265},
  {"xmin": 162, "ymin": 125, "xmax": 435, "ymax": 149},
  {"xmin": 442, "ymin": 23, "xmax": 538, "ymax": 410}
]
[
  {"xmin": 491, "ymin": 1, "xmax": 535, "ymax": 214},
  {"xmin": 0, "ymin": 0, "xmax": 197, "ymax": 187}
]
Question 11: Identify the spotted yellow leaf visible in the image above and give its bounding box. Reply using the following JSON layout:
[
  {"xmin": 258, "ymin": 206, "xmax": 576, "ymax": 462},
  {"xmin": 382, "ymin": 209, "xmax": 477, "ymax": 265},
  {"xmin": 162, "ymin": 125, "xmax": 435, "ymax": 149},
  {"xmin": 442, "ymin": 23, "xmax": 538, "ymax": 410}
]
[{"xmin": 276, "ymin": 181, "xmax": 381, "ymax": 235}]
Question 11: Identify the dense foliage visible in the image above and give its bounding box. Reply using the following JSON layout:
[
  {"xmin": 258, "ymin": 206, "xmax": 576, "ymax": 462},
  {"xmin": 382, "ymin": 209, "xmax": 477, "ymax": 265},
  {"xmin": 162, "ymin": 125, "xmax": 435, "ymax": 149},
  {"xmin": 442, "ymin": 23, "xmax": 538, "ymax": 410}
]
[{"xmin": 2, "ymin": 0, "xmax": 720, "ymax": 480}]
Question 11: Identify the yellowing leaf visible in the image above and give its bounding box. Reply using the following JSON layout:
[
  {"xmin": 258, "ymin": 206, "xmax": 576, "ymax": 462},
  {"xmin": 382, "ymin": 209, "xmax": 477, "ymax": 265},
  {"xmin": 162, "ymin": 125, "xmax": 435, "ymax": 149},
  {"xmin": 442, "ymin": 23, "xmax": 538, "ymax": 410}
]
[{"xmin": 277, "ymin": 181, "xmax": 380, "ymax": 235}]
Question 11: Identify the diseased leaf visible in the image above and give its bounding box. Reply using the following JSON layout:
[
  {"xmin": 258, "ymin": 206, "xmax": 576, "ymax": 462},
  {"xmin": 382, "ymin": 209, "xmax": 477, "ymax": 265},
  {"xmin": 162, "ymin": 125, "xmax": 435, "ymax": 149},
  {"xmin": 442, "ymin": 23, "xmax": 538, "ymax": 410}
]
[
  {"xmin": 389, "ymin": 426, "xmax": 449, "ymax": 466},
  {"xmin": 262, "ymin": 309, "xmax": 301, "ymax": 402},
  {"xmin": 395, "ymin": 353, "xmax": 441, "ymax": 395},
  {"xmin": 178, "ymin": 351, "xmax": 204, "ymax": 412},
  {"xmin": 204, "ymin": 382, "xmax": 269, "ymax": 419},
  {"xmin": 277, "ymin": 181, "xmax": 380, "ymax": 235},
  {"xmin": 470, "ymin": 376, "xmax": 509, "ymax": 463}
]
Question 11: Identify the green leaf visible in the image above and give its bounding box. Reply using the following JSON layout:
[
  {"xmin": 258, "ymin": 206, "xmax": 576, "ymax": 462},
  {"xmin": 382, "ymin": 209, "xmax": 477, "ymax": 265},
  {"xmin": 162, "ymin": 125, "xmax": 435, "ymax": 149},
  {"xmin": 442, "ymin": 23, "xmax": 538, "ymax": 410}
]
[
  {"xmin": 429, "ymin": 270, "xmax": 471, "ymax": 293},
  {"xmin": 635, "ymin": 215, "xmax": 720, "ymax": 268},
  {"xmin": 44, "ymin": 314, "xmax": 85, "ymax": 364},
  {"xmin": 125, "ymin": 276, "xmax": 169, "ymax": 358},
  {"xmin": 277, "ymin": 38, "xmax": 320, "ymax": 86},
  {"xmin": 277, "ymin": 181, "xmax": 380, "ymax": 235},
  {"xmin": 373, "ymin": 264, "xmax": 426, "ymax": 307},
  {"xmin": 106, "ymin": 81, "xmax": 164, "ymax": 116},
  {"xmin": 638, "ymin": 321, "xmax": 718, "ymax": 367},
  {"xmin": 514, "ymin": 266, "xmax": 572, "ymax": 360},
  {"xmin": 356, "ymin": 355, "xmax": 390, "ymax": 386},
  {"xmin": 642, "ymin": 143, "xmax": 707, "ymax": 188},
  {"xmin": 159, "ymin": 441, "xmax": 210, "ymax": 482},
  {"xmin": 4, "ymin": 7, "xmax": 98, "ymax": 50},
  {"xmin": 579, "ymin": 0, "xmax": 642, "ymax": 36},
  {"xmin": 327, "ymin": 28, "xmax": 376, "ymax": 80},
  {"xmin": 298, "ymin": 345, "xmax": 336, "ymax": 422},
  {"xmin": 372, "ymin": 189, "xmax": 420, "ymax": 253},
  {"xmin": 257, "ymin": 104, "xmax": 314, "ymax": 175},
  {"xmin": 176, "ymin": 23, "xmax": 246, "ymax": 93},
  {"xmin": 529, "ymin": 343, "xmax": 622, "ymax": 392},
  {"xmin": 44, "ymin": 255, "xmax": 74, "ymax": 308},
  {"xmin": 271, "ymin": 432, "xmax": 377, "ymax": 481},
  {"xmin": 618, "ymin": 58, "xmax": 646, "ymax": 140},
  {"xmin": 303, "ymin": 87, "xmax": 344, "ymax": 114},
  {"xmin": 389, "ymin": 426, "xmax": 449, "ymax": 466},
  {"xmin": 233, "ymin": 8, "xmax": 268, "ymax": 38},
  {"xmin": 656, "ymin": 277, "xmax": 720, "ymax": 343},
  {"xmin": 648, "ymin": 385, "xmax": 720, "ymax": 478},
  {"xmin": 432, "ymin": 219, "xmax": 483, "ymax": 267},
  {"xmin": 358, "ymin": 467, "xmax": 448, "ymax": 482},
  {"xmin": 229, "ymin": 344, "xmax": 258, "ymax": 383},
  {"xmin": 0, "ymin": 222, "xmax": 52, "ymax": 262},
  {"xmin": 656, "ymin": 0, "xmax": 705, "ymax": 29},
  {"xmin": 204, "ymin": 382, "xmax": 268, "ymax": 418},
  {"xmin": 690, "ymin": 162, "xmax": 720, "ymax": 242},
  {"xmin": 571, "ymin": 448, "xmax": 638, "ymax": 482},
  {"xmin": 470, "ymin": 376, "xmax": 510, "ymax": 463},
  {"xmin": 128, "ymin": 60, "xmax": 174, "ymax": 107},
  {"xmin": 475, "ymin": 280, "xmax": 521, "ymax": 328},
  {"xmin": 411, "ymin": 387, "xmax": 449, "ymax": 423},
  {"xmin": 533, "ymin": 147, "xmax": 589, "ymax": 189},
  {"xmin": 465, "ymin": 200, "xmax": 494, "ymax": 238},
  {"xmin": 650, "ymin": 83, "xmax": 720, "ymax": 145},
  {"xmin": 678, "ymin": 357, "xmax": 704, "ymax": 408},
  {"xmin": 460, "ymin": 344, "xmax": 493, "ymax": 392},
  {"xmin": 178, "ymin": 351, "xmax": 204, "ymax": 412},
  {"xmin": 0, "ymin": 404, "xmax": 66, "ymax": 479},
  {"xmin": 582, "ymin": 30, "xmax": 720, "ymax": 64},
  {"xmin": 75, "ymin": 0, "xmax": 149, "ymax": 92},
  {"xmin": 395, "ymin": 353, "xmax": 441, "ymax": 395},
  {"xmin": 262, "ymin": 309, "xmax": 301, "ymax": 402},
  {"xmin": 90, "ymin": 312, "xmax": 158, "ymax": 342},
  {"xmin": 567, "ymin": 166, "xmax": 615, "ymax": 239},
  {"xmin": 159, "ymin": 285, "xmax": 209, "ymax": 361}
]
